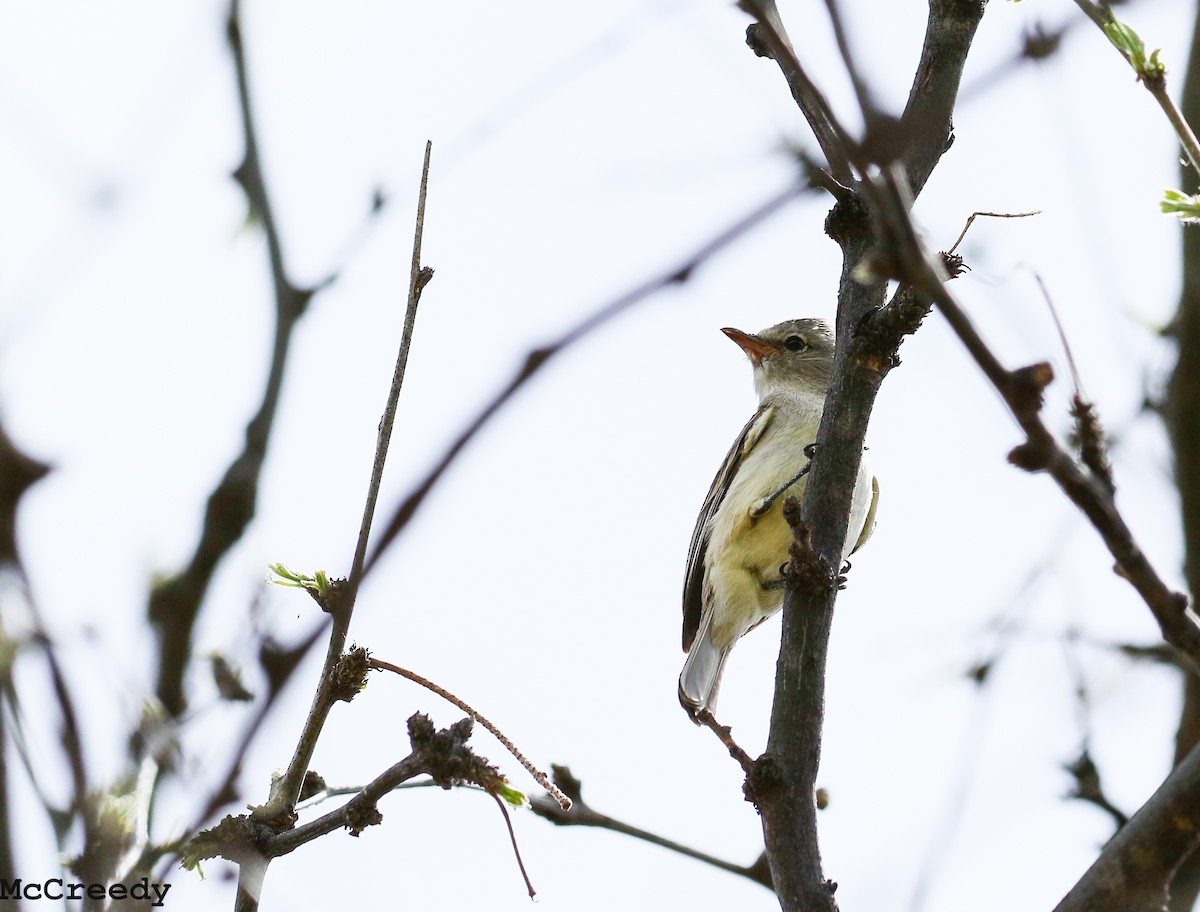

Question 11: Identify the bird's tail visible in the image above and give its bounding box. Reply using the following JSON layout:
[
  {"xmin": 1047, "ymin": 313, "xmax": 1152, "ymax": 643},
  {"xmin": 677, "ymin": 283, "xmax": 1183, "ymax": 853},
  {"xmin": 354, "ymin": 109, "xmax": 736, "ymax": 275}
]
[{"xmin": 679, "ymin": 614, "xmax": 731, "ymax": 724}]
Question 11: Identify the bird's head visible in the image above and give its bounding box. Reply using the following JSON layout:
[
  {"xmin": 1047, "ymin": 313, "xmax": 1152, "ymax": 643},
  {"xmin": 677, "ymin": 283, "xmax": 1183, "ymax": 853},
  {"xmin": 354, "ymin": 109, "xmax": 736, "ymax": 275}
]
[{"xmin": 721, "ymin": 318, "xmax": 836, "ymax": 399}]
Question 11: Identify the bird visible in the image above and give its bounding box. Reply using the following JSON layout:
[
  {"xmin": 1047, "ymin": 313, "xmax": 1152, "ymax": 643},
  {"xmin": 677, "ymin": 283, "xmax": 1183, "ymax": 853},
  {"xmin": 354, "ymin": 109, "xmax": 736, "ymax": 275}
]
[{"xmin": 679, "ymin": 318, "xmax": 879, "ymax": 721}]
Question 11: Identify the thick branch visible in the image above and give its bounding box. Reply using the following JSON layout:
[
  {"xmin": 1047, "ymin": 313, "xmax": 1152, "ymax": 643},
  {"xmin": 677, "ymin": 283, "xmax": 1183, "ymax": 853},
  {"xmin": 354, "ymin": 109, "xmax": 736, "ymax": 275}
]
[
  {"xmin": 1171, "ymin": 0, "xmax": 1200, "ymax": 667},
  {"xmin": 1165, "ymin": 6, "xmax": 1200, "ymax": 910},
  {"xmin": 752, "ymin": 200, "xmax": 890, "ymax": 912},
  {"xmin": 1054, "ymin": 740, "xmax": 1200, "ymax": 912},
  {"xmin": 900, "ymin": 0, "xmax": 987, "ymax": 195},
  {"xmin": 732, "ymin": 6, "xmax": 989, "ymax": 908}
]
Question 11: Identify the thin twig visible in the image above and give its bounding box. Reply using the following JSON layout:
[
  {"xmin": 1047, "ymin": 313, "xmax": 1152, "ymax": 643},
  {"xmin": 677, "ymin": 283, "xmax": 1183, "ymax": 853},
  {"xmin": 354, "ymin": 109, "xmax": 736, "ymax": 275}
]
[
  {"xmin": 946, "ymin": 210, "xmax": 1042, "ymax": 257},
  {"xmin": 349, "ymin": 141, "xmax": 434, "ymax": 592},
  {"xmin": 1030, "ymin": 271, "xmax": 1085, "ymax": 395},
  {"xmin": 1064, "ymin": 750, "xmax": 1130, "ymax": 831},
  {"xmin": 1071, "ymin": 0, "xmax": 1200, "ymax": 173},
  {"xmin": 490, "ymin": 791, "xmax": 536, "ymax": 899},
  {"xmin": 171, "ymin": 621, "xmax": 329, "ymax": 862},
  {"xmin": 1154, "ymin": 82, "xmax": 1200, "ymax": 176},
  {"xmin": 361, "ymin": 181, "xmax": 807, "ymax": 578},
  {"xmin": 251, "ymin": 143, "xmax": 436, "ymax": 829},
  {"xmin": 695, "ymin": 709, "xmax": 755, "ymax": 775},
  {"xmin": 529, "ymin": 766, "xmax": 773, "ymax": 891},
  {"xmin": 295, "ymin": 777, "xmax": 441, "ymax": 812},
  {"xmin": 820, "ymin": 0, "xmax": 876, "ymax": 124},
  {"xmin": 37, "ymin": 633, "xmax": 87, "ymax": 836},
  {"xmin": 369, "ymin": 657, "xmax": 570, "ymax": 810}
]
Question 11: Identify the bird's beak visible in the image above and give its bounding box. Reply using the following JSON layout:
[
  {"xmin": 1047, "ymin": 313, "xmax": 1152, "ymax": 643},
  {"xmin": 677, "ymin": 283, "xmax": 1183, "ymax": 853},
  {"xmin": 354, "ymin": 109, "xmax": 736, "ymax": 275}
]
[{"xmin": 721, "ymin": 327, "xmax": 778, "ymax": 365}]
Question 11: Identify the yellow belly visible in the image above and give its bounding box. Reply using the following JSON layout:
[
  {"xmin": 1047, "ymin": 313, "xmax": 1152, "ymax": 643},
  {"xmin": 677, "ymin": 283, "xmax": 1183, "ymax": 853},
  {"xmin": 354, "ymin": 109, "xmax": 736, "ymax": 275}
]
[{"xmin": 704, "ymin": 479, "xmax": 801, "ymax": 648}]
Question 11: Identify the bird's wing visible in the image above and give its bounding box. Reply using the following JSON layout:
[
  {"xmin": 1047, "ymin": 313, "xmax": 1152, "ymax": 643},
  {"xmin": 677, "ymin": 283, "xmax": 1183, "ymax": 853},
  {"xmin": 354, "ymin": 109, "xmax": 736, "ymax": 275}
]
[
  {"xmin": 682, "ymin": 403, "xmax": 775, "ymax": 651},
  {"xmin": 850, "ymin": 474, "xmax": 880, "ymax": 554}
]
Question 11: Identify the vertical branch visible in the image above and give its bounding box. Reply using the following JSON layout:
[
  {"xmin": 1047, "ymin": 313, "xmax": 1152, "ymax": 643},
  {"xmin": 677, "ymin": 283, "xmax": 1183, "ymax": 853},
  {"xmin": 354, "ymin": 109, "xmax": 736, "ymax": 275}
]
[
  {"xmin": 752, "ymin": 208, "xmax": 889, "ymax": 912},
  {"xmin": 348, "ymin": 141, "xmax": 433, "ymax": 592},
  {"xmin": 148, "ymin": 0, "xmax": 316, "ymax": 719},
  {"xmin": 735, "ymin": 4, "xmax": 987, "ymax": 908},
  {"xmin": 1165, "ymin": 5, "xmax": 1200, "ymax": 910},
  {"xmin": 255, "ymin": 145, "xmax": 434, "ymax": 830},
  {"xmin": 0, "ymin": 674, "xmax": 14, "ymax": 887},
  {"xmin": 900, "ymin": 0, "xmax": 988, "ymax": 195}
]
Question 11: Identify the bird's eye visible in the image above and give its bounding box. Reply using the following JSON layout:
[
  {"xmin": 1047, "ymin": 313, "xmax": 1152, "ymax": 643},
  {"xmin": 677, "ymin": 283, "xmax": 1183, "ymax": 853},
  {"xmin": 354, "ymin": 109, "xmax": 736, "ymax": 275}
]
[{"xmin": 783, "ymin": 335, "xmax": 808, "ymax": 352}]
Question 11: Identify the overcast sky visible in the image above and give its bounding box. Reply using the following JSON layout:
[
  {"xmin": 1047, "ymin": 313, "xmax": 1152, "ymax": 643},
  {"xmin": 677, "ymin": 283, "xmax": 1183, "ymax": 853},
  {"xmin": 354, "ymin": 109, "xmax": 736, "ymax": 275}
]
[{"xmin": 0, "ymin": 0, "xmax": 1192, "ymax": 909}]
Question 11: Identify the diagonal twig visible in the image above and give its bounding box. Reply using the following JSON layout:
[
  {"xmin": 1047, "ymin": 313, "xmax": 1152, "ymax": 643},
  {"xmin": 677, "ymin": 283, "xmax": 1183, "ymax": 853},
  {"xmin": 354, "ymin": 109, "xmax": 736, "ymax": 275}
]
[
  {"xmin": 695, "ymin": 709, "xmax": 755, "ymax": 775},
  {"xmin": 369, "ymin": 656, "xmax": 570, "ymax": 810},
  {"xmin": 1071, "ymin": 0, "xmax": 1200, "ymax": 174},
  {"xmin": 349, "ymin": 141, "xmax": 434, "ymax": 593},
  {"xmin": 863, "ymin": 163, "xmax": 1200, "ymax": 668},
  {"xmin": 529, "ymin": 765, "xmax": 773, "ymax": 891},
  {"xmin": 738, "ymin": 0, "xmax": 855, "ymax": 185}
]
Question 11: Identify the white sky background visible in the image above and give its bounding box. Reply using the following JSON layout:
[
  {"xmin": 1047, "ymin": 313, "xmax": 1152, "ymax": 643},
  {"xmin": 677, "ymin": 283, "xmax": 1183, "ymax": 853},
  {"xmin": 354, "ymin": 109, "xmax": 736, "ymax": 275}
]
[{"xmin": 0, "ymin": 0, "xmax": 1193, "ymax": 909}]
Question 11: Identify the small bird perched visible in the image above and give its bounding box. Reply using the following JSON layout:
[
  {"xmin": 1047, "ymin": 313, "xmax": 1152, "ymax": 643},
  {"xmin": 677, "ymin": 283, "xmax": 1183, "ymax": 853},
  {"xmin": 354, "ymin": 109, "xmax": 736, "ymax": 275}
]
[{"xmin": 679, "ymin": 318, "xmax": 879, "ymax": 721}]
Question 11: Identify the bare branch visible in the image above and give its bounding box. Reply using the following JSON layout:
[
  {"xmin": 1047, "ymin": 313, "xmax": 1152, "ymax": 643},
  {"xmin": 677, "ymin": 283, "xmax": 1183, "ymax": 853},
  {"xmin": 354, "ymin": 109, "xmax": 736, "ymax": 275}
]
[
  {"xmin": 1166, "ymin": 8, "xmax": 1200, "ymax": 908},
  {"xmin": 262, "ymin": 752, "xmax": 427, "ymax": 858},
  {"xmin": 863, "ymin": 164, "xmax": 1200, "ymax": 668},
  {"xmin": 148, "ymin": 0, "xmax": 320, "ymax": 719},
  {"xmin": 190, "ymin": 712, "xmax": 511, "ymax": 893},
  {"xmin": 369, "ymin": 656, "xmax": 570, "ymax": 810},
  {"xmin": 695, "ymin": 710, "xmax": 755, "ymax": 775},
  {"xmin": 349, "ymin": 141, "xmax": 434, "ymax": 592},
  {"xmin": 900, "ymin": 0, "xmax": 988, "ymax": 194},
  {"xmin": 252, "ymin": 141, "xmax": 438, "ymax": 833},
  {"xmin": 489, "ymin": 791, "xmax": 536, "ymax": 899},
  {"xmin": 1055, "ymin": 740, "xmax": 1200, "ymax": 912},
  {"xmin": 725, "ymin": 6, "xmax": 991, "ymax": 909},
  {"xmin": 1064, "ymin": 750, "xmax": 1129, "ymax": 831},
  {"xmin": 819, "ymin": 0, "xmax": 878, "ymax": 126},
  {"xmin": 529, "ymin": 766, "xmax": 774, "ymax": 891},
  {"xmin": 946, "ymin": 210, "xmax": 1042, "ymax": 257},
  {"xmin": 738, "ymin": 0, "xmax": 855, "ymax": 185}
]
